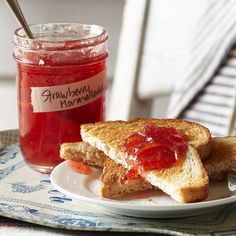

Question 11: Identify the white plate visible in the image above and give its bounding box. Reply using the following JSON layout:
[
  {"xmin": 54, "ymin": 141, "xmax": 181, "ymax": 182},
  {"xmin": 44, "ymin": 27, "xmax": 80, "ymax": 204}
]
[{"xmin": 50, "ymin": 161, "xmax": 236, "ymax": 218}]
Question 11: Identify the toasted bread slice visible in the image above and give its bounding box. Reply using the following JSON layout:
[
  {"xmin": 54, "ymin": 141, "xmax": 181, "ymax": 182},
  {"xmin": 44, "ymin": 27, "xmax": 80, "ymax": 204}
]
[
  {"xmin": 60, "ymin": 142, "xmax": 153, "ymax": 198},
  {"xmin": 60, "ymin": 137, "xmax": 236, "ymax": 199},
  {"xmin": 81, "ymin": 118, "xmax": 210, "ymax": 203},
  {"xmin": 143, "ymin": 145, "xmax": 208, "ymax": 203},
  {"xmin": 60, "ymin": 137, "xmax": 236, "ymax": 182},
  {"xmin": 100, "ymin": 137, "xmax": 236, "ymax": 199},
  {"xmin": 203, "ymin": 136, "xmax": 236, "ymax": 181},
  {"xmin": 60, "ymin": 141, "xmax": 208, "ymax": 200},
  {"xmin": 100, "ymin": 145, "xmax": 208, "ymax": 202},
  {"xmin": 101, "ymin": 158, "xmax": 153, "ymax": 199},
  {"xmin": 60, "ymin": 136, "xmax": 235, "ymax": 200},
  {"xmin": 60, "ymin": 142, "xmax": 107, "ymax": 168},
  {"xmin": 81, "ymin": 118, "xmax": 211, "ymax": 160}
]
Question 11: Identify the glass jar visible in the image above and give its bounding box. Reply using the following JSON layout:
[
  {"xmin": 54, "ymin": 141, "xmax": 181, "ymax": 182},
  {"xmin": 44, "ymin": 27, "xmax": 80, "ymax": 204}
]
[{"xmin": 13, "ymin": 23, "xmax": 108, "ymax": 173}]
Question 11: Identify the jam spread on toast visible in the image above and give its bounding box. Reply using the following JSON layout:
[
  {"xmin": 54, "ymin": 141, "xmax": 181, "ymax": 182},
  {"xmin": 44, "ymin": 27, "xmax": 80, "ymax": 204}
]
[{"xmin": 124, "ymin": 125, "xmax": 188, "ymax": 176}]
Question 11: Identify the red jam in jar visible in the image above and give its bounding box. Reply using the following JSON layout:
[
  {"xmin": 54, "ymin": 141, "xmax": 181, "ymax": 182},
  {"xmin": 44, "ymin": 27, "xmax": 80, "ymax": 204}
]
[
  {"xmin": 13, "ymin": 23, "xmax": 108, "ymax": 173},
  {"xmin": 124, "ymin": 125, "xmax": 188, "ymax": 176}
]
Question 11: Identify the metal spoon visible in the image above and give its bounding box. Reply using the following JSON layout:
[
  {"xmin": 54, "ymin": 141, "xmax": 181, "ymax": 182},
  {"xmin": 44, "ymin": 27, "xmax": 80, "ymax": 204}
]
[{"xmin": 4, "ymin": 0, "xmax": 34, "ymax": 39}]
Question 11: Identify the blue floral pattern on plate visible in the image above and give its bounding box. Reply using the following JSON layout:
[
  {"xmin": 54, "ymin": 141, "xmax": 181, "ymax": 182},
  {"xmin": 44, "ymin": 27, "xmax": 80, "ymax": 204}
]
[{"xmin": 0, "ymin": 130, "xmax": 236, "ymax": 235}]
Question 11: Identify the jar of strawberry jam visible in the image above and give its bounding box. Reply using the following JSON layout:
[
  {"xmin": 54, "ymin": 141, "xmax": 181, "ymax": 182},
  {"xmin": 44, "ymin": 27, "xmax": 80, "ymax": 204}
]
[{"xmin": 13, "ymin": 23, "xmax": 108, "ymax": 173}]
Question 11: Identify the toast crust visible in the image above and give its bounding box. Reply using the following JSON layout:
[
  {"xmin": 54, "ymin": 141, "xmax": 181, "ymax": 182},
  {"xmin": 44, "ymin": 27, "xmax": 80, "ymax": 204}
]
[
  {"xmin": 60, "ymin": 135, "xmax": 235, "ymax": 201},
  {"xmin": 101, "ymin": 158, "xmax": 153, "ymax": 199},
  {"xmin": 81, "ymin": 118, "xmax": 210, "ymax": 203},
  {"xmin": 60, "ymin": 137, "xmax": 236, "ymax": 183},
  {"xmin": 60, "ymin": 142, "xmax": 107, "ymax": 168},
  {"xmin": 81, "ymin": 118, "xmax": 211, "ymax": 160},
  {"xmin": 203, "ymin": 136, "xmax": 236, "ymax": 181},
  {"xmin": 144, "ymin": 145, "xmax": 209, "ymax": 203}
]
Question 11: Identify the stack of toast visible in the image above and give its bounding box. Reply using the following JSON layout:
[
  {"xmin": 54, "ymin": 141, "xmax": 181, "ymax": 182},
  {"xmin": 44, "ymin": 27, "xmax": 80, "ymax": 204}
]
[{"xmin": 60, "ymin": 118, "xmax": 236, "ymax": 203}]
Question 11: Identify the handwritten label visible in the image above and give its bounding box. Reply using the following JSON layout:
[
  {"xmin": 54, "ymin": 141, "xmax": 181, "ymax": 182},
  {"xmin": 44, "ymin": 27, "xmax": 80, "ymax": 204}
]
[{"xmin": 31, "ymin": 70, "xmax": 106, "ymax": 113}]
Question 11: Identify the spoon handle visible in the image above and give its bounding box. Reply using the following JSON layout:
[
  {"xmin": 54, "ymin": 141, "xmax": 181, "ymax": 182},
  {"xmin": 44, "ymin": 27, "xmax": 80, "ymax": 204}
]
[{"xmin": 5, "ymin": 0, "xmax": 34, "ymax": 39}]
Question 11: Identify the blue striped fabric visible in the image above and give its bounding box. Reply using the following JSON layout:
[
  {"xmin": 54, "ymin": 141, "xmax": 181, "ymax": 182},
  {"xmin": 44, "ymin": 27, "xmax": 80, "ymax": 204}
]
[
  {"xmin": 167, "ymin": 0, "xmax": 236, "ymax": 137},
  {"xmin": 181, "ymin": 49, "xmax": 236, "ymax": 136}
]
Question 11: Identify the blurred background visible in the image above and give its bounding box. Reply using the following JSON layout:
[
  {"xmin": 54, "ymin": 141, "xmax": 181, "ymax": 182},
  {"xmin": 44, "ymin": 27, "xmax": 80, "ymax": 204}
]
[
  {"xmin": 0, "ymin": 0, "xmax": 124, "ymax": 130},
  {"xmin": 0, "ymin": 0, "xmax": 124, "ymax": 79},
  {"xmin": 0, "ymin": 0, "xmax": 214, "ymax": 130}
]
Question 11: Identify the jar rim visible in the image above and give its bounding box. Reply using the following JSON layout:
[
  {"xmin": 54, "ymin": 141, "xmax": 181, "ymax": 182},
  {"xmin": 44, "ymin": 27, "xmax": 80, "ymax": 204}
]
[{"xmin": 14, "ymin": 23, "xmax": 108, "ymax": 51}]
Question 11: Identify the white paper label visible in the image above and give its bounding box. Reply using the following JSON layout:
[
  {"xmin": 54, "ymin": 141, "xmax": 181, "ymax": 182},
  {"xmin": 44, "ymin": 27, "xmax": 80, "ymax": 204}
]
[{"xmin": 31, "ymin": 70, "xmax": 106, "ymax": 113}]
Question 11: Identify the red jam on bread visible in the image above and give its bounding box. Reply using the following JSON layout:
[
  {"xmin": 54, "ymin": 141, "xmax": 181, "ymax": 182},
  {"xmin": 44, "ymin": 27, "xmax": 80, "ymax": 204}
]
[{"xmin": 124, "ymin": 125, "xmax": 188, "ymax": 176}]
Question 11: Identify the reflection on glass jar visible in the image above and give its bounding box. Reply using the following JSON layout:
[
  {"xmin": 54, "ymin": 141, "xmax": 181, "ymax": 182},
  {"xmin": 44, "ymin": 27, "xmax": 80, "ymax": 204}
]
[{"xmin": 14, "ymin": 23, "xmax": 108, "ymax": 173}]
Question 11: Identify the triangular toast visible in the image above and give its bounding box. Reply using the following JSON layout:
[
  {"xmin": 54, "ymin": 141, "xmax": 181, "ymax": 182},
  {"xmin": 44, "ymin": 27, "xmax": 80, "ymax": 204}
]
[
  {"xmin": 203, "ymin": 136, "xmax": 236, "ymax": 181},
  {"xmin": 61, "ymin": 136, "xmax": 236, "ymax": 200},
  {"xmin": 80, "ymin": 118, "xmax": 210, "ymax": 203}
]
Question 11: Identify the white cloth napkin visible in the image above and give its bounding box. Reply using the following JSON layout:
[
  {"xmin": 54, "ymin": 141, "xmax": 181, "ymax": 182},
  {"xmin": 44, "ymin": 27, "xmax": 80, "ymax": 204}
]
[{"xmin": 167, "ymin": 0, "xmax": 236, "ymax": 137}]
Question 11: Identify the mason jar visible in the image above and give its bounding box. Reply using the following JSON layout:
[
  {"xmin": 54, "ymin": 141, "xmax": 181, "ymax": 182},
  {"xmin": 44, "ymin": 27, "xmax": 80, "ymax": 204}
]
[{"xmin": 13, "ymin": 23, "xmax": 108, "ymax": 173}]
